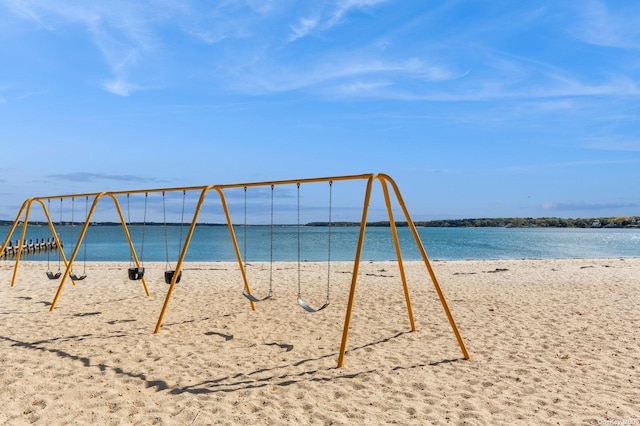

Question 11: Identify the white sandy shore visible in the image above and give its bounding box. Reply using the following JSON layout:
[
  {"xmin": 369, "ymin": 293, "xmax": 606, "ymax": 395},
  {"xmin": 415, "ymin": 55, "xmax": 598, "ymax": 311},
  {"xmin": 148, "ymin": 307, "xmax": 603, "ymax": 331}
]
[{"xmin": 1, "ymin": 258, "xmax": 638, "ymax": 425}]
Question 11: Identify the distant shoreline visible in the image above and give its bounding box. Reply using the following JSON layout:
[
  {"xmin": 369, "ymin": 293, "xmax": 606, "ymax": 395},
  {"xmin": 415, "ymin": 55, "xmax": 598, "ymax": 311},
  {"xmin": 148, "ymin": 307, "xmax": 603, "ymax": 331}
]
[{"xmin": 2, "ymin": 216, "xmax": 639, "ymax": 228}]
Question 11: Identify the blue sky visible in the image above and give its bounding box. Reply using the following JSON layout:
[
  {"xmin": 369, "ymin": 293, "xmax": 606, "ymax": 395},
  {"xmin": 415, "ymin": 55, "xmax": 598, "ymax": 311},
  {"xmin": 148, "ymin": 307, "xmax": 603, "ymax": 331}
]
[{"xmin": 1, "ymin": 0, "xmax": 639, "ymax": 224}]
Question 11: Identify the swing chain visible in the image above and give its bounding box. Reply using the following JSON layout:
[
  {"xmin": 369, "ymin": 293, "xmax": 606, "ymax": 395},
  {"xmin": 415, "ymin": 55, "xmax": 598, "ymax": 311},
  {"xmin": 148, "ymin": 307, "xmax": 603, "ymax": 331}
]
[
  {"xmin": 57, "ymin": 198, "xmax": 62, "ymax": 270},
  {"xmin": 82, "ymin": 196, "xmax": 88, "ymax": 274},
  {"xmin": 162, "ymin": 191, "xmax": 170, "ymax": 269},
  {"xmin": 296, "ymin": 182, "xmax": 301, "ymax": 298},
  {"xmin": 127, "ymin": 194, "xmax": 133, "ymax": 267},
  {"xmin": 178, "ymin": 190, "xmax": 186, "ymax": 260},
  {"xmin": 243, "ymin": 186, "xmax": 247, "ymax": 270},
  {"xmin": 326, "ymin": 180, "xmax": 332, "ymax": 304},
  {"xmin": 269, "ymin": 184, "xmax": 274, "ymax": 297},
  {"xmin": 127, "ymin": 193, "xmax": 147, "ymax": 270},
  {"xmin": 140, "ymin": 192, "xmax": 148, "ymax": 265}
]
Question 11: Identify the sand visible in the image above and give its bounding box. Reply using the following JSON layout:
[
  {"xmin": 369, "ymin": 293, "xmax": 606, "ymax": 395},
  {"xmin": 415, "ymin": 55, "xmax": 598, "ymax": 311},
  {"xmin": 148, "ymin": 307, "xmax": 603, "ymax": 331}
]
[{"xmin": 0, "ymin": 258, "xmax": 638, "ymax": 425}]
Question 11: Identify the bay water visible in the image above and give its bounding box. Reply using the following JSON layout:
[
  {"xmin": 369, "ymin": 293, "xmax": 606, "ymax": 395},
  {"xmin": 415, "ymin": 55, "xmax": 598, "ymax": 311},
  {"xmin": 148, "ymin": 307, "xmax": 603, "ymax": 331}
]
[{"xmin": 2, "ymin": 224, "xmax": 638, "ymax": 262}]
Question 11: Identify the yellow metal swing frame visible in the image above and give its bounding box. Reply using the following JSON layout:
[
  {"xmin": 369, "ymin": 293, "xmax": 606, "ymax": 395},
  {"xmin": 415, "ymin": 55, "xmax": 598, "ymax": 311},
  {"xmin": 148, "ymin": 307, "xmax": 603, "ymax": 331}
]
[{"xmin": 1, "ymin": 173, "xmax": 469, "ymax": 367}]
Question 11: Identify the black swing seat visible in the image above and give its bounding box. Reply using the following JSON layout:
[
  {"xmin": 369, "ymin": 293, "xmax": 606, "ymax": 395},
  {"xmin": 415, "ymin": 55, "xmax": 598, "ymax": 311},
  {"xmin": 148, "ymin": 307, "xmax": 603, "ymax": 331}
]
[
  {"xmin": 242, "ymin": 289, "xmax": 272, "ymax": 303},
  {"xmin": 128, "ymin": 267, "xmax": 145, "ymax": 280},
  {"xmin": 164, "ymin": 270, "xmax": 182, "ymax": 285},
  {"xmin": 46, "ymin": 271, "xmax": 61, "ymax": 280},
  {"xmin": 70, "ymin": 272, "xmax": 87, "ymax": 281},
  {"xmin": 297, "ymin": 297, "xmax": 329, "ymax": 313}
]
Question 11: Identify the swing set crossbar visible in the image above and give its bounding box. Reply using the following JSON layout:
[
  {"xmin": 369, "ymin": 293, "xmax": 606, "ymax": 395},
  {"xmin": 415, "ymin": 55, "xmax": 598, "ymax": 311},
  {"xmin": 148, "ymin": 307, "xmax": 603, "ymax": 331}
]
[{"xmin": 1, "ymin": 173, "xmax": 469, "ymax": 368}]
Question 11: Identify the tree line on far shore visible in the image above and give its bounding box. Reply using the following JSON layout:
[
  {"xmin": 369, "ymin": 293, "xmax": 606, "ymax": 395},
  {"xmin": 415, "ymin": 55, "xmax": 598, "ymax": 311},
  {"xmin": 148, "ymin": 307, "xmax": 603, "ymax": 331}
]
[{"xmin": 308, "ymin": 216, "xmax": 640, "ymax": 228}]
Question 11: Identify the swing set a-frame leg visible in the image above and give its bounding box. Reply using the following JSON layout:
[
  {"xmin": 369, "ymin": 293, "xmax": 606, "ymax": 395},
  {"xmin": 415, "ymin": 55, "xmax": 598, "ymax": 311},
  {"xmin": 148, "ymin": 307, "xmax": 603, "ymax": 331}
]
[
  {"xmin": 380, "ymin": 174, "xmax": 469, "ymax": 361},
  {"xmin": 337, "ymin": 176, "xmax": 375, "ymax": 368},
  {"xmin": 337, "ymin": 174, "xmax": 469, "ymax": 368}
]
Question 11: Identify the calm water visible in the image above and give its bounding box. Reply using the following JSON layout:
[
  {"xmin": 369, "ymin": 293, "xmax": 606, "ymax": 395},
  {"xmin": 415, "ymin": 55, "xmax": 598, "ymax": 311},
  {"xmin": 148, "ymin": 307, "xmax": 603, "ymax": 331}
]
[{"xmin": 2, "ymin": 224, "xmax": 639, "ymax": 262}]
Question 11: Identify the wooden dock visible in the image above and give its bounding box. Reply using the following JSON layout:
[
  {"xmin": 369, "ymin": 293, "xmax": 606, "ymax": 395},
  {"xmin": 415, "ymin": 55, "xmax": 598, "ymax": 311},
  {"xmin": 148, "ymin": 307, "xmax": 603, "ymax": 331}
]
[{"xmin": 1, "ymin": 238, "xmax": 63, "ymax": 259}]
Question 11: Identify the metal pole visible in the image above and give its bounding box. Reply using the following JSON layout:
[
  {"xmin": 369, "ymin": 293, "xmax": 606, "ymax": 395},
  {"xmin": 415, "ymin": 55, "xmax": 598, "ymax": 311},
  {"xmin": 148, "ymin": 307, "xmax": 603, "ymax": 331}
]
[
  {"xmin": 378, "ymin": 177, "xmax": 416, "ymax": 332},
  {"xmin": 337, "ymin": 174, "xmax": 376, "ymax": 368},
  {"xmin": 154, "ymin": 186, "xmax": 216, "ymax": 333},
  {"xmin": 9, "ymin": 199, "xmax": 34, "ymax": 287},
  {"xmin": 379, "ymin": 174, "xmax": 469, "ymax": 360}
]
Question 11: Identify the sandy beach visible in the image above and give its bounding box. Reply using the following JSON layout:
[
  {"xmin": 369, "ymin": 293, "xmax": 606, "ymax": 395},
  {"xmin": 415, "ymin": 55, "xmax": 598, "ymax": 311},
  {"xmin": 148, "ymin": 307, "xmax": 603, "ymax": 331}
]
[{"xmin": 1, "ymin": 258, "xmax": 638, "ymax": 425}]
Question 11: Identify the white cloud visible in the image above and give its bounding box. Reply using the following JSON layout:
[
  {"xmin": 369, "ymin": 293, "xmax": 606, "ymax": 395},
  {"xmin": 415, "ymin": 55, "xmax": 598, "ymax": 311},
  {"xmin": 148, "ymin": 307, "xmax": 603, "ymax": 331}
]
[
  {"xmin": 287, "ymin": 0, "xmax": 391, "ymax": 41},
  {"xmin": 340, "ymin": 80, "xmax": 392, "ymax": 94},
  {"xmin": 289, "ymin": 17, "xmax": 319, "ymax": 41},
  {"xmin": 47, "ymin": 172, "xmax": 153, "ymax": 183},
  {"xmin": 542, "ymin": 201, "xmax": 640, "ymax": 211},
  {"xmin": 3, "ymin": 1, "xmax": 162, "ymax": 96},
  {"xmin": 244, "ymin": 0, "xmax": 277, "ymax": 15},
  {"xmin": 328, "ymin": 0, "xmax": 391, "ymax": 28},
  {"xmin": 102, "ymin": 79, "xmax": 137, "ymax": 97},
  {"xmin": 571, "ymin": 0, "xmax": 640, "ymax": 49},
  {"xmin": 232, "ymin": 55, "xmax": 461, "ymax": 95},
  {"xmin": 184, "ymin": 28, "xmax": 230, "ymax": 45},
  {"xmin": 16, "ymin": 90, "xmax": 49, "ymax": 100},
  {"xmin": 444, "ymin": 44, "xmax": 640, "ymax": 101},
  {"xmin": 495, "ymin": 159, "xmax": 638, "ymax": 176},
  {"xmin": 2, "ymin": 0, "xmax": 54, "ymax": 30},
  {"xmin": 583, "ymin": 137, "xmax": 640, "ymax": 152},
  {"xmin": 4, "ymin": 0, "xmax": 639, "ymax": 104}
]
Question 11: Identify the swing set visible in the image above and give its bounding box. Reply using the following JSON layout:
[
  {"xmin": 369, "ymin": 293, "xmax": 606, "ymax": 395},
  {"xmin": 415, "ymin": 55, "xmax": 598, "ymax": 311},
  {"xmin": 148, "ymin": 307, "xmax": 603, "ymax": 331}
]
[{"xmin": 1, "ymin": 173, "xmax": 469, "ymax": 367}]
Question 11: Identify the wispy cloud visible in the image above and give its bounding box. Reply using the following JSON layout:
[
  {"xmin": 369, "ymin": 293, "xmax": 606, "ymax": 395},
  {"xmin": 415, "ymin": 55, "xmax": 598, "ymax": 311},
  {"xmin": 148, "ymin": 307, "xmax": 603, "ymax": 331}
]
[
  {"xmin": 3, "ymin": 1, "xmax": 165, "ymax": 96},
  {"xmin": 103, "ymin": 79, "xmax": 139, "ymax": 97},
  {"xmin": 178, "ymin": 3, "xmax": 259, "ymax": 45},
  {"xmin": 232, "ymin": 56, "xmax": 460, "ymax": 95},
  {"xmin": 288, "ymin": 0, "xmax": 391, "ymax": 41},
  {"xmin": 100, "ymin": 50, "xmax": 142, "ymax": 96},
  {"xmin": 235, "ymin": 28, "xmax": 640, "ymax": 101},
  {"xmin": 0, "ymin": 84, "xmax": 48, "ymax": 103},
  {"xmin": 542, "ymin": 201, "xmax": 640, "ymax": 211},
  {"xmin": 582, "ymin": 137, "xmax": 640, "ymax": 152},
  {"xmin": 289, "ymin": 17, "xmax": 319, "ymax": 41},
  {"xmin": 327, "ymin": 0, "xmax": 391, "ymax": 28},
  {"xmin": 497, "ymin": 159, "xmax": 638, "ymax": 175},
  {"xmin": 16, "ymin": 90, "xmax": 49, "ymax": 100},
  {"xmin": 340, "ymin": 80, "xmax": 393, "ymax": 94},
  {"xmin": 47, "ymin": 172, "xmax": 156, "ymax": 183},
  {"xmin": 570, "ymin": 0, "xmax": 640, "ymax": 49},
  {"xmin": 2, "ymin": 0, "xmax": 54, "ymax": 30},
  {"xmin": 2, "ymin": 1, "xmax": 289, "ymax": 96},
  {"xmin": 4, "ymin": 0, "xmax": 639, "ymax": 104},
  {"xmin": 415, "ymin": 44, "xmax": 640, "ymax": 102}
]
